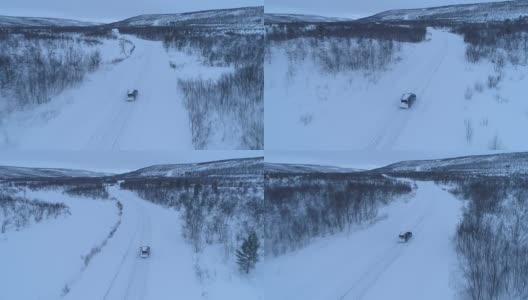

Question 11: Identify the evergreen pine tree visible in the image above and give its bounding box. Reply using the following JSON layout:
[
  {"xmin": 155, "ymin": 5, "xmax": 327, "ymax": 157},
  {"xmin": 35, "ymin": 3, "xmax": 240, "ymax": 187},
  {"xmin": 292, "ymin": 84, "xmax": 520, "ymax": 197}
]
[{"xmin": 236, "ymin": 231, "xmax": 260, "ymax": 274}]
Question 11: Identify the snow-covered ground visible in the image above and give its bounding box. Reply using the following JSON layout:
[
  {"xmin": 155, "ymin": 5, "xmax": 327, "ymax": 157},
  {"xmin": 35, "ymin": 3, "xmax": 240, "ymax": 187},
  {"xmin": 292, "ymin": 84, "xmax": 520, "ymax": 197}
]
[
  {"xmin": 0, "ymin": 185, "xmax": 261, "ymax": 300},
  {"xmin": 258, "ymin": 180, "xmax": 463, "ymax": 300},
  {"xmin": 1, "ymin": 33, "xmax": 238, "ymax": 150},
  {"xmin": 0, "ymin": 189, "xmax": 117, "ymax": 299},
  {"xmin": 265, "ymin": 28, "xmax": 528, "ymax": 150}
]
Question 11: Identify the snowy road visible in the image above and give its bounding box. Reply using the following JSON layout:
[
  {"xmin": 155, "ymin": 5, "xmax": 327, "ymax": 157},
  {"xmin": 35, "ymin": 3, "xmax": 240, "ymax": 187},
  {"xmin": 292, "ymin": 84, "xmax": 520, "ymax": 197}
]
[
  {"xmin": 13, "ymin": 35, "xmax": 192, "ymax": 150},
  {"xmin": 260, "ymin": 181, "xmax": 463, "ymax": 300},
  {"xmin": 366, "ymin": 31, "xmax": 450, "ymax": 150},
  {"xmin": 64, "ymin": 187, "xmax": 203, "ymax": 300},
  {"xmin": 266, "ymin": 27, "xmax": 522, "ymax": 150}
]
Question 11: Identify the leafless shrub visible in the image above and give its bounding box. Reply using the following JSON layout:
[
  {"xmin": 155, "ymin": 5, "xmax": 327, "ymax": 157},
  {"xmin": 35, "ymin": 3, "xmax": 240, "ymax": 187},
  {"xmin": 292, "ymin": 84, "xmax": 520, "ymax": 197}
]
[
  {"xmin": 464, "ymin": 119, "xmax": 474, "ymax": 144},
  {"xmin": 265, "ymin": 173, "xmax": 412, "ymax": 256},
  {"xmin": 464, "ymin": 87, "xmax": 474, "ymax": 100},
  {"xmin": 487, "ymin": 74, "xmax": 501, "ymax": 89},
  {"xmin": 480, "ymin": 117, "xmax": 489, "ymax": 127},
  {"xmin": 474, "ymin": 81, "xmax": 485, "ymax": 93},
  {"xmin": 0, "ymin": 32, "xmax": 105, "ymax": 111},
  {"xmin": 178, "ymin": 63, "xmax": 263, "ymax": 149},
  {"xmin": 299, "ymin": 114, "xmax": 313, "ymax": 126},
  {"xmin": 489, "ymin": 134, "xmax": 502, "ymax": 150}
]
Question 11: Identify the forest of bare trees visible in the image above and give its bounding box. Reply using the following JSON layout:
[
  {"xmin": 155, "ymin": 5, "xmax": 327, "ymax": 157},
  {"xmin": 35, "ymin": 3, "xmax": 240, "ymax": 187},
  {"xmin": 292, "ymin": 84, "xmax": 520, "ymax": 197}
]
[
  {"xmin": 0, "ymin": 189, "xmax": 70, "ymax": 234},
  {"xmin": 264, "ymin": 172, "xmax": 412, "ymax": 256},
  {"xmin": 0, "ymin": 29, "xmax": 108, "ymax": 113},
  {"xmin": 266, "ymin": 23, "xmax": 426, "ymax": 78},
  {"xmin": 381, "ymin": 169, "xmax": 528, "ymax": 300},
  {"xmin": 120, "ymin": 175, "xmax": 264, "ymax": 260},
  {"xmin": 120, "ymin": 26, "xmax": 264, "ymax": 149}
]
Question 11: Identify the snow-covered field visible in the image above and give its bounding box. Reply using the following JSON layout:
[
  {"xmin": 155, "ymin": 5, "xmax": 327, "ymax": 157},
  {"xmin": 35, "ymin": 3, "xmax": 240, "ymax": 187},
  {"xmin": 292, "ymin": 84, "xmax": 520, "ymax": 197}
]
[
  {"xmin": 1, "ymin": 34, "xmax": 195, "ymax": 150},
  {"xmin": 0, "ymin": 31, "xmax": 255, "ymax": 150},
  {"xmin": 265, "ymin": 28, "xmax": 528, "ymax": 150},
  {"xmin": 259, "ymin": 180, "xmax": 463, "ymax": 300},
  {"xmin": 0, "ymin": 184, "xmax": 261, "ymax": 300}
]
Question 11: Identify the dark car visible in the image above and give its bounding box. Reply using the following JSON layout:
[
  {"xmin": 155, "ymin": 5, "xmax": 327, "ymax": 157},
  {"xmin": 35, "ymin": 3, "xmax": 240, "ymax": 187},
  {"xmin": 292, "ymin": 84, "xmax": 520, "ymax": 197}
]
[
  {"xmin": 399, "ymin": 231, "xmax": 413, "ymax": 242},
  {"xmin": 127, "ymin": 89, "xmax": 138, "ymax": 101},
  {"xmin": 399, "ymin": 93, "xmax": 416, "ymax": 109},
  {"xmin": 139, "ymin": 246, "xmax": 150, "ymax": 258}
]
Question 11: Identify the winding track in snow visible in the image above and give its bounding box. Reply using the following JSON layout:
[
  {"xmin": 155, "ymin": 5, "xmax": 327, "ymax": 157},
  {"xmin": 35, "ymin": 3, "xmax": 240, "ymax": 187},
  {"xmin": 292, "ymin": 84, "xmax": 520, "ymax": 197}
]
[
  {"xmin": 336, "ymin": 181, "xmax": 459, "ymax": 300},
  {"xmin": 366, "ymin": 30, "xmax": 450, "ymax": 150}
]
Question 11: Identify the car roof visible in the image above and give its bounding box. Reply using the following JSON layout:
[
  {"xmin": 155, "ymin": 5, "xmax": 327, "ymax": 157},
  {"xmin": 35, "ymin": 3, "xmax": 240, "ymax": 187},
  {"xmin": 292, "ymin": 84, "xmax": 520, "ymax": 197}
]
[{"xmin": 401, "ymin": 93, "xmax": 415, "ymax": 100}]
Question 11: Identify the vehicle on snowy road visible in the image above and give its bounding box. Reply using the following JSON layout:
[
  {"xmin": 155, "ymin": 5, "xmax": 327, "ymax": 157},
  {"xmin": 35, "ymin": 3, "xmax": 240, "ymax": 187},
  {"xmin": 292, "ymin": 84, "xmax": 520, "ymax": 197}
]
[
  {"xmin": 399, "ymin": 231, "xmax": 413, "ymax": 242},
  {"xmin": 127, "ymin": 89, "xmax": 138, "ymax": 101},
  {"xmin": 139, "ymin": 246, "xmax": 150, "ymax": 258},
  {"xmin": 399, "ymin": 93, "xmax": 416, "ymax": 109}
]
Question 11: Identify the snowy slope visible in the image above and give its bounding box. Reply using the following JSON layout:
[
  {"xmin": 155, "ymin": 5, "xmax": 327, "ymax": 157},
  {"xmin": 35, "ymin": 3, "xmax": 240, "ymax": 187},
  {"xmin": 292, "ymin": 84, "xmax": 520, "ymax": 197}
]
[
  {"xmin": 265, "ymin": 162, "xmax": 362, "ymax": 173},
  {"xmin": 0, "ymin": 189, "xmax": 119, "ymax": 299},
  {"xmin": 265, "ymin": 13, "xmax": 351, "ymax": 24},
  {"xmin": 0, "ymin": 15, "xmax": 98, "ymax": 27},
  {"xmin": 375, "ymin": 151, "xmax": 528, "ymax": 175},
  {"xmin": 119, "ymin": 157, "xmax": 263, "ymax": 178},
  {"xmin": 259, "ymin": 180, "xmax": 462, "ymax": 300},
  {"xmin": 361, "ymin": 1, "xmax": 528, "ymax": 23},
  {"xmin": 0, "ymin": 166, "xmax": 110, "ymax": 179},
  {"xmin": 110, "ymin": 6, "xmax": 263, "ymax": 27}
]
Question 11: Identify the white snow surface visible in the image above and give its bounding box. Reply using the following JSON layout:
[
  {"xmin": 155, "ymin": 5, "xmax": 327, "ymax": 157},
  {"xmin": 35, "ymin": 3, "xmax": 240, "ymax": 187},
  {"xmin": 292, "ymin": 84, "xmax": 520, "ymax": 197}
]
[
  {"xmin": 258, "ymin": 180, "xmax": 463, "ymax": 300},
  {"xmin": 0, "ymin": 185, "xmax": 260, "ymax": 300},
  {"xmin": 266, "ymin": 28, "xmax": 528, "ymax": 150},
  {"xmin": 1, "ymin": 34, "xmax": 223, "ymax": 150}
]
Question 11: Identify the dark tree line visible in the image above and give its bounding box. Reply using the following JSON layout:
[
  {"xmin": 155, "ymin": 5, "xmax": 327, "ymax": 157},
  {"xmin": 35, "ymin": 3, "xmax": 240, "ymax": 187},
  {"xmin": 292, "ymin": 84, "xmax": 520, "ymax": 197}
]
[
  {"xmin": 119, "ymin": 26, "xmax": 264, "ymax": 149},
  {"xmin": 453, "ymin": 17, "xmax": 528, "ymax": 66},
  {"xmin": 0, "ymin": 31, "xmax": 105, "ymax": 111},
  {"xmin": 386, "ymin": 170, "xmax": 528, "ymax": 300},
  {"xmin": 120, "ymin": 175, "xmax": 264, "ymax": 259},
  {"xmin": 0, "ymin": 192, "xmax": 70, "ymax": 234},
  {"xmin": 266, "ymin": 23, "xmax": 421, "ymax": 78},
  {"xmin": 266, "ymin": 22, "xmax": 426, "ymax": 43},
  {"xmin": 8, "ymin": 177, "xmax": 113, "ymax": 200},
  {"xmin": 264, "ymin": 172, "xmax": 412, "ymax": 256}
]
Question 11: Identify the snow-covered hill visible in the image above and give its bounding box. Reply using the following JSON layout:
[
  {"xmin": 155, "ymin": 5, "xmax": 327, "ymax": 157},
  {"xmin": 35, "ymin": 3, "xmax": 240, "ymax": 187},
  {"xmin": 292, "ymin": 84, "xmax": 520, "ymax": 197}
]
[
  {"xmin": 110, "ymin": 6, "xmax": 263, "ymax": 27},
  {"xmin": 375, "ymin": 151, "xmax": 528, "ymax": 176},
  {"xmin": 361, "ymin": 0, "xmax": 528, "ymax": 23},
  {"xmin": 0, "ymin": 15, "xmax": 98, "ymax": 27},
  {"xmin": 265, "ymin": 162, "xmax": 362, "ymax": 173},
  {"xmin": 265, "ymin": 13, "xmax": 351, "ymax": 24},
  {"xmin": 0, "ymin": 166, "xmax": 110, "ymax": 179},
  {"xmin": 119, "ymin": 157, "xmax": 263, "ymax": 178}
]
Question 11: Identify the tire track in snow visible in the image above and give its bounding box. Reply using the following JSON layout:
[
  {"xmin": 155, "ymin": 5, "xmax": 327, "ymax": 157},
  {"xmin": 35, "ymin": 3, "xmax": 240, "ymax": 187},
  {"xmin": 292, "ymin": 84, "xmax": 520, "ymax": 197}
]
[
  {"xmin": 103, "ymin": 197, "xmax": 150, "ymax": 300},
  {"xmin": 366, "ymin": 30, "xmax": 449, "ymax": 150},
  {"xmin": 85, "ymin": 38, "xmax": 152, "ymax": 150},
  {"xmin": 102, "ymin": 220, "xmax": 140, "ymax": 299},
  {"xmin": 124, "ymin": 205, "xmax": 151, "ymax": 300},
  {"xmin": 338, "ymin": 187, "xmax": 436, "ymax": 300}
]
